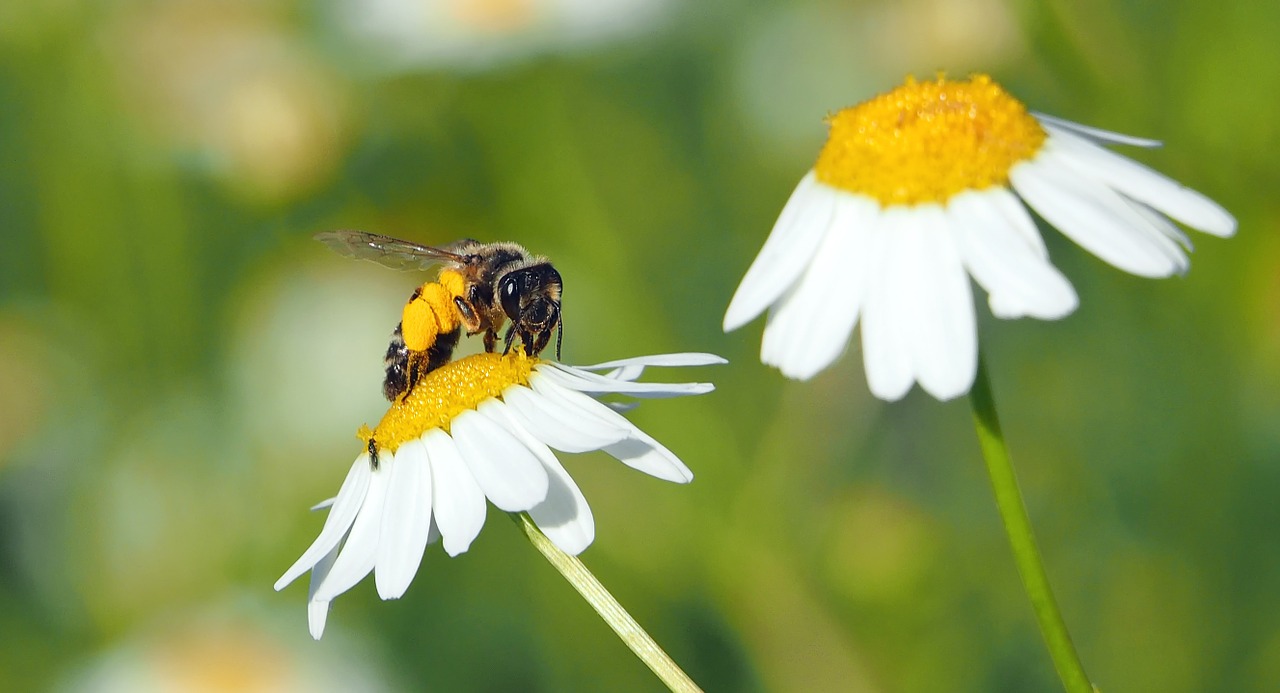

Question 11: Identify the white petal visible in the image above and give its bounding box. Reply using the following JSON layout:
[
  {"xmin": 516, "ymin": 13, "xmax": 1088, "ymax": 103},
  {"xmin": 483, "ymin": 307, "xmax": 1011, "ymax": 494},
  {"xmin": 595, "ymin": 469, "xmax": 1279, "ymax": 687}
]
[
  {"xmin": 1011, "ymin": 152, "xmax": 1186, "ymax": 278},
  {"xmin": 724, "ymin": 171, "xmax": 839, "ymax": 331},
  {"xmin": 988, "ymin": 186, "xmax": 1050, "ymax": 260},
  {"xmin": 1121, "ymin": 198, "xmax": 1191, "ymax": 275},
  {"xmin": 374, "ymin": 438, "xmax": 433, "ymax": 600},
  {"xmin": 601, "ymin": 364, "xmax": 645, "ymax": 381},
  {"xmin": 896, "ymin": 205, "xmax": 978, "ymax": 400},
  {"xmin": 761, "ymin": 193, "xmax": 877, "ymax": 380},
  {"xmin": 988, "ymin": 293, "xmax": 1026, "ymax": 319},
  {"xmin": 308, "ymin": 598, "xmax": 331, "ymax": 641},
  {"xmin": 859, "ymin": 211, "xmax": 914, "ymax": 401},
  {"xmin": 451, "ymin": 407, "xmax": 549, "ymax": 512},
  {"xmin": 602, "ymin": 434, "xmax": 694, "ymax": 483},
  {"xmin": 529, "ymin": 457, "xmax": 595, "ymax": 556},
  {"xmin": 1032, "ymin": 112, "xmax": 1163, "ymax": 148},
  {"xmin": 539, "ymin": 365, "xmax": 714, "ymax": 398},
  {"xmin": 502, "ymin": 381, "xmax": 627, "ymax": 452},
  {"xmin": 573, "ymin": 353, "xmax": 728, "ymax": 370},
  {"xmin": 275, "ymin": 455, "xmax": 373, "ymax": 591},
  {"xmin": 483, "ymin": 403, "xmax": 595, "ymax": 556},
  {"xmin": 1044, "ymin": 125, "xmax": 1236, "ymax": 237},
  {"xmin": 425, "ymin": 429, "xmax": 486, "ymax": 557},
  {"xmin": 1129, "ymin": 197, "xmax": 1194, "ymax": 252},
  {"xmin": 522, "ymin": 374, "xmax": 692, "ymax": 482},
  {"xmin": 314, "ymin": 450, "xmax": 394, "ymax": 602},
  {"xmin": 949, "ymin": 190, "xmax": 1078, "ymax": 320},
  {"xmin": 305, "ymin": 538, "xmax": 342, "ymax": 640},
  {"xmin": 759, "ymin": 281, "xmax": 803, "ymax": 369}
]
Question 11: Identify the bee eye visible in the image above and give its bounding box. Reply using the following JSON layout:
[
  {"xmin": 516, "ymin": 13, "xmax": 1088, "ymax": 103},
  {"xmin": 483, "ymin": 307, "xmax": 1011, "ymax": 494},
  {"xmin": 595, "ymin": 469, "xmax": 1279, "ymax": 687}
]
[{"xmin": 500, "ymin": 276, "xmax": 521, "ymax": 318}]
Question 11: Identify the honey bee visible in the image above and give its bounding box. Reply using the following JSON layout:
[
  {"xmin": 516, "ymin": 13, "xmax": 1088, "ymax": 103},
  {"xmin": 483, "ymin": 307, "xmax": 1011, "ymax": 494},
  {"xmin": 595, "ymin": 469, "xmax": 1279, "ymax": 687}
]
[{"xmin": 315, "ymin": 231, "xmax": 564, "ymax": 401}]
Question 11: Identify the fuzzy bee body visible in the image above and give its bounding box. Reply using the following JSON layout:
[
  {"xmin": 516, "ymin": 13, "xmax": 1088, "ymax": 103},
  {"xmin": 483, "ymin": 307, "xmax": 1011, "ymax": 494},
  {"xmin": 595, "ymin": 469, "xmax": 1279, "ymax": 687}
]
[{"xmin": 317, "ymin": 231, "xmax": 564, "ymax": 402}]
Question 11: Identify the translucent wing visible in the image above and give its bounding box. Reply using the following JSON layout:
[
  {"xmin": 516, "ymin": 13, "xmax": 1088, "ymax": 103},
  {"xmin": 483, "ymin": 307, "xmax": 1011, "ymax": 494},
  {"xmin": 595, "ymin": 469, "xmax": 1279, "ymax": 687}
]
[{"xmin": 315, "ymin": 230, "xmax": 469, "ymax": 272}]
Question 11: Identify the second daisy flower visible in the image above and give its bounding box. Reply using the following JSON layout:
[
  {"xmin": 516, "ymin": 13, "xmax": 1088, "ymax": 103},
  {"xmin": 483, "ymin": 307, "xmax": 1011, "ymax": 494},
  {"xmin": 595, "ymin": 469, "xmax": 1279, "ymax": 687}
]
[{"xmin": 724, "ymin": 74, "xmax": 1236, "ymax": 401}]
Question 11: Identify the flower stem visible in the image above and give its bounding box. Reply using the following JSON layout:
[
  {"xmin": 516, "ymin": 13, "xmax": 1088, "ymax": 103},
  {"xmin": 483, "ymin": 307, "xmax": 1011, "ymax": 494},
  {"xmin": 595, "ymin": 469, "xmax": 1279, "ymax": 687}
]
[
  {"xmin": 510, "ymin": 512, "xmax": 703, "ymax": 693},
  {"xmin": 968, "ymin": 355, "xmax": 1095, "ymax": 693}
]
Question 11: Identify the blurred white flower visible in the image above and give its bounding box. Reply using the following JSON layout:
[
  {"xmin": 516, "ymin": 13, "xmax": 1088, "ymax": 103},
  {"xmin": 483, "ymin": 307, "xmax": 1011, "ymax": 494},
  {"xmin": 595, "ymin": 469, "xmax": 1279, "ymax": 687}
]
[
  {"xmin": 230, "ymin": 255, "xmax": 406, "ymax": 464},
  {"xmin": 275, "ymin": 351, "xmax": 722, "ymax": 638},
  {"xmin": 329, "ymin": 0, "xmax": 673, "ymax": 71},
  {"xmin": 724, "ymin": 74, "xmax": 1236, "ymax": 401},
  {"xmin": 59, "ymin": 609, "xmax": 393, "ymax": 693},
  {"xmin": 106, "ymin": 1, "xmax": 350, "ymax": 203}
]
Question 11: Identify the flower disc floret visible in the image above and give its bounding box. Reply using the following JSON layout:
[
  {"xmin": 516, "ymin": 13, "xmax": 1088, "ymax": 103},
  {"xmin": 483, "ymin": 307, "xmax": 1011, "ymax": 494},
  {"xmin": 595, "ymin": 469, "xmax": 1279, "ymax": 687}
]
[
  {"xmin": 362, "ymin": 351, "xmax": 535, "ymax": 451},
  {"xmin": 815, "ymin": 74, "xmax": 1046, "ymax": 206}
]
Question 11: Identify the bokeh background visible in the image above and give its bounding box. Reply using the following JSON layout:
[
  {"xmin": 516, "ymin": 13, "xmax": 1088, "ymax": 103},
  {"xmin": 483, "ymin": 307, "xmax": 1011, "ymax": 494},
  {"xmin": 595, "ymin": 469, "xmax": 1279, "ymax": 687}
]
[{"xmin": 1, "ymin": 0, "xmax": 1276, "ymax": 690}]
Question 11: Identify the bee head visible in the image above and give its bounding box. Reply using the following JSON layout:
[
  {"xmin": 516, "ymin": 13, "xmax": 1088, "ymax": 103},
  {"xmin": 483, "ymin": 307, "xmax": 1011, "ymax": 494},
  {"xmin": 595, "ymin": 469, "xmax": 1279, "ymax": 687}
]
[
  {"xmin": 500, "ymin": 265, "xmax": 561, "ymax": 326},
  {"xmin": 499, "ymin": 263, "xmax": 563, "ymax": 357}
]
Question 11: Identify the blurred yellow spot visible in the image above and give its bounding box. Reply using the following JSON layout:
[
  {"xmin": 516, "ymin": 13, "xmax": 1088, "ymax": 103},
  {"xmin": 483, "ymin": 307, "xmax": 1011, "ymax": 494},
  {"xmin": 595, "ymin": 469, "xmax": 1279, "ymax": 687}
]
[
  {"xmin": 362, "ymin": 351, "xmax": 535, "ymax": 452},
  {"xmin": 450, "ymin": 0, "xmax": 536, "ymax": 34},
  {"xmin": 814, "ymin": 74, "xmax": 1046, "ymax": 206},
  {"xmin": 153, "ymin": 627, "xmax": 292, "ymax": 692}
]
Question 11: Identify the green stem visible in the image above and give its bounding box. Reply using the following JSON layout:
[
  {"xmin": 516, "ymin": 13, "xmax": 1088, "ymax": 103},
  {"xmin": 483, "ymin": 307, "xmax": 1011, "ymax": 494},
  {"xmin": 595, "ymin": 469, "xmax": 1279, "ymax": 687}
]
[
  {"xmin": 968, "ymin": 355, "xmax": 1095, "ymax": 693},
  {"xmin": 510, "ymin": 513, "xmax": 703, "ymax": 693}
]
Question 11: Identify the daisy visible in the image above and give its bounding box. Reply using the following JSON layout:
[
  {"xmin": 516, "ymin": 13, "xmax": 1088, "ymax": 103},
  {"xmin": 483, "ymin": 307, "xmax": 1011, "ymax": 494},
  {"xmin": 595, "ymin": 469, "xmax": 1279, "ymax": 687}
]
[
  {"xmin": 274, "ymin": 350, "xmax": 723, "ymax": 639},
  {"xmin": 723, "ymin": 74, "xmax": 1236, "ymax": 401},
  {"xmin": 329, "ymin": 0, "xmax": 674, "ymax": 72}
]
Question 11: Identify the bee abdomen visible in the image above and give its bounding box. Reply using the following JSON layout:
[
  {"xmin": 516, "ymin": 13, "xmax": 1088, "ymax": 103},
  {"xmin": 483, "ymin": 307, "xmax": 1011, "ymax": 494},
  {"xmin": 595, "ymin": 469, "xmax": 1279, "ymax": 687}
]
[{"xmin": 381, "ymin": 322, "xmax": 463, "ymax": 401}]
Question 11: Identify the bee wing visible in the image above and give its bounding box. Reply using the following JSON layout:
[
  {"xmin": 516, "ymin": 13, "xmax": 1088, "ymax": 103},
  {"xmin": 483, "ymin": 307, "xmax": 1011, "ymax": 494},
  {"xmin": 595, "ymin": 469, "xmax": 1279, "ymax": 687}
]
[{"xmin": 315, "ymin": 230, "xmax": 468, "ymax": 272}]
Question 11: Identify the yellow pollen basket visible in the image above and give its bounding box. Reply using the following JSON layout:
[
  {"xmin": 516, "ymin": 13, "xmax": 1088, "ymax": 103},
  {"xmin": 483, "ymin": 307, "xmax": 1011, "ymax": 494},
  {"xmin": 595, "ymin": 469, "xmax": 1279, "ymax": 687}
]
[
  {"xmin": 401, "ymin": 270, "xmax": 466, "ymax": 352},
  {"xmin": 813, "ymin": 74, "xmax": 1047, "ymax": 206},
  {"xmin": 359, "ymin": 351, "xmax": 537, "ymax": 454}
]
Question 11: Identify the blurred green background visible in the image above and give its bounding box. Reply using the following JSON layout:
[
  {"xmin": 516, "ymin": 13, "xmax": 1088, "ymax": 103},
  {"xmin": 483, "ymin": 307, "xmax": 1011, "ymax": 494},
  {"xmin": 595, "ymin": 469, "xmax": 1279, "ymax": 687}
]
[{"xmin": 1, "ymin": 0, "xmax": 1276, "ymax": 690}]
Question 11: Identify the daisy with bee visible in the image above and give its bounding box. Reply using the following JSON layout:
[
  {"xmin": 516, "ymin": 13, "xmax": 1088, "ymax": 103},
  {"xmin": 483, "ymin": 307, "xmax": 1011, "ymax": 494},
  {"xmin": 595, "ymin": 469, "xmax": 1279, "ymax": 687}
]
[{"xmin": 280, "ymin": 230, "xmax": 722, "ymax": 685}]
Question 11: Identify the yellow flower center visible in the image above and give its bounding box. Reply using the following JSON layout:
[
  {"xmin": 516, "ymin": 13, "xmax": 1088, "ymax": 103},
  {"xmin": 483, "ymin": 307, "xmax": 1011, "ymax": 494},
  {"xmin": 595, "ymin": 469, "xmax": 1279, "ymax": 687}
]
[
  {"xmin": 813, "ymin": 74, "xmax": 1046, "ymax": 206},
  {"xmin": 360, "ymin": 351, "xmax": 536, "ymax": 454}
]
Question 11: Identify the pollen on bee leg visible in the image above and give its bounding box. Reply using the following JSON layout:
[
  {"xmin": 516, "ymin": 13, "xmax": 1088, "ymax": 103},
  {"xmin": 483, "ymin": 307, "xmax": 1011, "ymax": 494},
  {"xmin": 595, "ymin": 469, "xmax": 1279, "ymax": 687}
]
[{"xmin": 401, "ymin": 288, "xmax": 442, "ymax": 352}]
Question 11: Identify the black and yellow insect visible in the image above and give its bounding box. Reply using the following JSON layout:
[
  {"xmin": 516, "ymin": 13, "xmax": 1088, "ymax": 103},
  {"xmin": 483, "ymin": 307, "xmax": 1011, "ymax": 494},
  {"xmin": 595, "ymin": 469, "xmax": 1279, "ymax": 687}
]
[{"xmin": 316, "ymin": 231, "xmax": 564, "ymax": 401}]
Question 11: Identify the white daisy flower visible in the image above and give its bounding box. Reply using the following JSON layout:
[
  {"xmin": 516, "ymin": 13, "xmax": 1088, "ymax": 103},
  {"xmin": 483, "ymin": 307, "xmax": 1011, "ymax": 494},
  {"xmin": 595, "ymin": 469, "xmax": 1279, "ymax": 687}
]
[
  {"xmin": 329, "ymin": 0, "xmax": 674, "ymax": 72},
  {"xmin": 724, "ymin": 74, "xmax": 1236, "ymax": 402},
  {"xmin": 274, "ymin": 350, "xmax": 723, "ymax": 639}
]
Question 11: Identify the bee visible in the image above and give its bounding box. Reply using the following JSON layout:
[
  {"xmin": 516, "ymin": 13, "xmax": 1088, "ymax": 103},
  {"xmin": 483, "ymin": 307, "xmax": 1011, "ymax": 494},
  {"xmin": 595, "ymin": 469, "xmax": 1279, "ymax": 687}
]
[{"xmin": 315, "ymin": 231, "xmax": 564, "ymax": 402}]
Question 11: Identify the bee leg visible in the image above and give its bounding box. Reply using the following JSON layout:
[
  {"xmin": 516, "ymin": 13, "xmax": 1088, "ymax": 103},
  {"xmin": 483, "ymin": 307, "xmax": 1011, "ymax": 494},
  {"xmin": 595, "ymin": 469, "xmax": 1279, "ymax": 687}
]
[
  {"xmin": 424, "ymin": 327, "xmax": 461, "ymax": 374},
  {"xmin": 502, "ymin": 324, "xmax": 518, "ymax": 356},
  {"xmin": 382, "ymin": 323, "xmax": 411, "ymax": 402},
  {"xmin": 530, "ymin": 328, "xmax": 552, "ymax": 357},
  {"xmin": 453, "ymin": 297, "xmax": 482, "ymax": 334},
  {"xmin": 554, "ymin": 316, "xmax": 563, "ymax": 361},
  {"xmin": 483, "ymin": 328, "xmax": 498, "ymax": 354},
  {"xmin": 404, "ymin": 351, "xmax": 427, "ymax": 398}
]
